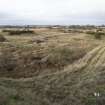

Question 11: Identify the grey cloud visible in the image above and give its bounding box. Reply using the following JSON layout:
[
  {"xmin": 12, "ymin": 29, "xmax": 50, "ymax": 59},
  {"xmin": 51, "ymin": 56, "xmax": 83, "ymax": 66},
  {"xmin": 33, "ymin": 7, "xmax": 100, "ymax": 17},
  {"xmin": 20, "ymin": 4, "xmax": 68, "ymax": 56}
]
[{"xmin": 0, "ymin": 0, "xmax": 105, "ymax": 25}]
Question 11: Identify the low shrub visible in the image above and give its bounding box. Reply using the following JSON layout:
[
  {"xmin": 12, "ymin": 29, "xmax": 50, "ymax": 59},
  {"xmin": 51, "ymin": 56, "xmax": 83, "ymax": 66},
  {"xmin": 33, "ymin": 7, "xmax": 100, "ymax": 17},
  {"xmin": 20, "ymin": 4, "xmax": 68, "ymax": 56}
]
[
  {"xmin": 86, "ymin": 31, "xmax": 105, "ymax": 39},
  {"xmin": 2, "ymin": 29, "xmax": 34, "ymax": 35},
  {"xmin": 86, "ymin": 31, "xmax": 96, "ymax": 35},
  {"xmin": 2, "ymin": 29, "xmax": 10, "ymax": 32},
  {"xmin": 9, "ymin": 30, "xmax": 34, "ymax": 35}
]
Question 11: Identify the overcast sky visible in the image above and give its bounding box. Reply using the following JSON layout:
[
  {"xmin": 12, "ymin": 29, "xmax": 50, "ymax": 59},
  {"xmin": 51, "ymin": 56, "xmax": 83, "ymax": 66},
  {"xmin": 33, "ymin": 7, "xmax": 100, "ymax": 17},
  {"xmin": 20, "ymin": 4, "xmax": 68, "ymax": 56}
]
[{"xmin": 0, "ymin": 0, "xmax": 105, "ymax": 25}]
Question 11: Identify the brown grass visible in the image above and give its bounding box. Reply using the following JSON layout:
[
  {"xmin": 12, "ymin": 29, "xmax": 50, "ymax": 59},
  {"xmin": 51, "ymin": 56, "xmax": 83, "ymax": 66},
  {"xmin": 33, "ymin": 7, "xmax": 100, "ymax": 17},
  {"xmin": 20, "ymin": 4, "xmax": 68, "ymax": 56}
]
[{"xmin": 0, "ymin": 28, "xmax": 105, "ymax": 105}]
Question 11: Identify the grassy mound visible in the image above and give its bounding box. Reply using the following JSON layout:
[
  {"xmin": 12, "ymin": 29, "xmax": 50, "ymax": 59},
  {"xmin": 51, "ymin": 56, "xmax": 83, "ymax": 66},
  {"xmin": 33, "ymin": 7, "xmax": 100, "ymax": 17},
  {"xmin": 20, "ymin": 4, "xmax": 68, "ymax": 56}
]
[{"xmin": 0, "ymin": 46, "xmax": 105, "ymax": 105}]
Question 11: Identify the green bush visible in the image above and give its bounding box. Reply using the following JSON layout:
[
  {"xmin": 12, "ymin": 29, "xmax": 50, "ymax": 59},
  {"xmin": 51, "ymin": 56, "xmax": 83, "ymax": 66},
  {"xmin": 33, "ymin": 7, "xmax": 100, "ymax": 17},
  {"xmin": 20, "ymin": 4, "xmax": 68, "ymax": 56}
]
[
  {"xmin": 2, "ymin": 29, "xmax": 10, "ymax": 32},
  {"xmin": 86, "ymin": 31, "xmax": 95, "ymax": 35},
  {"xmin": 86, "ymin": 31, "xmax": 105, "ymax": 39},
  {"xmin": 2, "ymin": 30, "xmax": 34, "ymax": 35},
  {"xmin": 10, "ymin": 30, "xmax": 34, "ymax": 35}
]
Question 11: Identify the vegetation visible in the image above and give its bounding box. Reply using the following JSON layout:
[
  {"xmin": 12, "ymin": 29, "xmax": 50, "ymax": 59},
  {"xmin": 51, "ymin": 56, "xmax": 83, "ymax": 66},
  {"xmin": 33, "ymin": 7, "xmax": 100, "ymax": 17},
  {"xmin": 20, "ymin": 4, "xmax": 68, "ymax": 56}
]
[
  {"xmin": 0, "ymin": 26, "xmax": 105, "ymax": 105},
  {"xmin": 0, "ymin": 47, "xmax": 17, "ymax": 71},
  {"xmin": 43, "ymin": 47, "xmax": 86, "ymax": 69},
  {"xmin": 86, "ymin": 31, "xmax": 105, "ymax": 39},
  {"xmin": 0, "ymin": 34, "xmax": 7, "ymax": 42},
  {"xmin": 2, "ymin": 29, "xmax": 34, "ymax": 35}
]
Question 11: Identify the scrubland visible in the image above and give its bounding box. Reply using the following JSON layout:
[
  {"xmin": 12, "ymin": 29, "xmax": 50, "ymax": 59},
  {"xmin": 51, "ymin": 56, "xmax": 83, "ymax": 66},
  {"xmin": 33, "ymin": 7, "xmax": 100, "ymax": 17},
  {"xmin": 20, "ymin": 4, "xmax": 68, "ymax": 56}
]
[{"xmin": 0, "ymin": 27, "xmax": 105, "ymax": 105}]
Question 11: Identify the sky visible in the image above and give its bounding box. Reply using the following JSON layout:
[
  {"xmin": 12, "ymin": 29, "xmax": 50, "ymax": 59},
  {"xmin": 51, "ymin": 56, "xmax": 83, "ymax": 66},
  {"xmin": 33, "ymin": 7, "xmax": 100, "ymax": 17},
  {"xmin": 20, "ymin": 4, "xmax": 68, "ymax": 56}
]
[{"xmin": 0, "ymin": 0, "xmax": 105, "ymax": 25}]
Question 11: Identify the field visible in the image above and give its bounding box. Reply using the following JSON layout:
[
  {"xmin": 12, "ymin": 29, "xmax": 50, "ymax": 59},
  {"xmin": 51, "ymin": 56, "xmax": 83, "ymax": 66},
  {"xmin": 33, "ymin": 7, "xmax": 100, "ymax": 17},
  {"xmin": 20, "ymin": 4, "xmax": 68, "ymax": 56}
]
[{"xmin": 0, "ymin": 26, "xmax": 105, "ymax": 105}]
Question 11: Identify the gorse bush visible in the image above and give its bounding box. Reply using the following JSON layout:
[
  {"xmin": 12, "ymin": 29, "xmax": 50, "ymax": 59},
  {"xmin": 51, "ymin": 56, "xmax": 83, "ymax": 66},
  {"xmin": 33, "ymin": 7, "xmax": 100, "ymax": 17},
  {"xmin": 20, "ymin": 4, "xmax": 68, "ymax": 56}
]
[
  {"xmin": 86, "ymin": 31, "xmax": 96, "ymax": 35},
  {"xmin": 9, "ymin": 30, "xmax": 34, "ymax": 35},
  {"xmin": 2, "ymin": 29, "xmax": 10, "ymax": 32},
  {"xmin": 86, "ymin": 31, "xmax": 105, "ymax": 39},
  {"xmin": 2, "ymin": 29, "xmax": 34, "ymax": 35}
]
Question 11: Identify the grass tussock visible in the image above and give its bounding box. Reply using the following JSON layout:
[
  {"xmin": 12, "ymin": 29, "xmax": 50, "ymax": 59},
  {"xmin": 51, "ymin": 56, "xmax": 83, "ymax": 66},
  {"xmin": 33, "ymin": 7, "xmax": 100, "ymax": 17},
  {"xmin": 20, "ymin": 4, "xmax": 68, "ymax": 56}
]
[{"xmin": 0, "ymin": 34, "xmax": 7, "ymax": 42}]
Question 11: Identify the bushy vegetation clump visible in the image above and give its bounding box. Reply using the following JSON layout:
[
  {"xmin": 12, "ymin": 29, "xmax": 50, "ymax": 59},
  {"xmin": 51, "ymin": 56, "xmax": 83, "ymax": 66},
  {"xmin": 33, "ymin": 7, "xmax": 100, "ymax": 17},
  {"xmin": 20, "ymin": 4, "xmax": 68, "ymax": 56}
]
[
  {"xmin": 9, "ymin": 30, "xmax": 34, "ymax": 35},
  {"xmin": 2, "ymin": 29, "xmax": 34, "ymax": 35},
  {"xmin": 86, "ymin": 31, "xmax": 105, "ymax": 39},
  {"xmin": 0, "ymin": 34, "xmax": 7, "ymax": 42}
]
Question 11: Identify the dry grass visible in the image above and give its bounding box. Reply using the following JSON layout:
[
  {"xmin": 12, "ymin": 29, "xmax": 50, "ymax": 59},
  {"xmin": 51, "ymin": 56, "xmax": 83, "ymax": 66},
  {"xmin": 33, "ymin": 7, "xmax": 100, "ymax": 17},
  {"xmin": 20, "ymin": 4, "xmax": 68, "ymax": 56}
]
[
  {"xmin": 0, "ymin": 28, "xmax": 105, "ymax": 105},
  {"xmin": 0, "ymin": 46, "xmax": 105, "ymax": 105}
]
